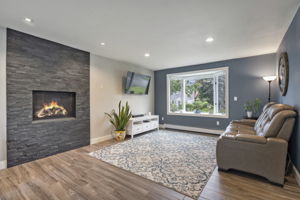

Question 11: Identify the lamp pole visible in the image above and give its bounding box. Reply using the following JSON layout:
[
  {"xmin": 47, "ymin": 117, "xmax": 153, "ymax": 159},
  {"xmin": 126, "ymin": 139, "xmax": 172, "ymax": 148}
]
[
  {"xmin": 262, "ymin": 76, "xmax": 276, "ymax": 103},
  {"xmin": 268, "ymin": 80, "xmax": 271, "ymax": 102}
]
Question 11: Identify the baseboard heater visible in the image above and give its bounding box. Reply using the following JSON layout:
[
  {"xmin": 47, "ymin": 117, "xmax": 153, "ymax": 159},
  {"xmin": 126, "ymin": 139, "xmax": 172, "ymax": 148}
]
[{"xmin": 160, "ymin": 124, "xmax": 224, "ymax": 135}]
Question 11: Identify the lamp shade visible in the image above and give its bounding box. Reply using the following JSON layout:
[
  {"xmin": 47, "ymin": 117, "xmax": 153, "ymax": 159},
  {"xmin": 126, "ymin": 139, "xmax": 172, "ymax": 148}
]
[{"xmin": 263, "ymin": 76, "xmax": 277, "ymax": 82}]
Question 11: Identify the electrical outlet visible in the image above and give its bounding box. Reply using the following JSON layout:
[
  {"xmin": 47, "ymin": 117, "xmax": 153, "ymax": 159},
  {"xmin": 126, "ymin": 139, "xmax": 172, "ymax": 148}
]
[
  {"xmin": 162, "ymin": 117, "xmax": 164, "ymax": 121},
  {"xmin": 216, "ymin": 121, "xmax": 220, "ymax": 126},
  {"xmin": 234, "ymin": 96, "xmax": 238, "ymax": 101}
]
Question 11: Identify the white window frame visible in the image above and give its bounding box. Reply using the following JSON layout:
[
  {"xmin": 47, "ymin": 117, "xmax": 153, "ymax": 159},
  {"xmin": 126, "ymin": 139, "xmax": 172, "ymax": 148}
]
[{"xmin": 166, "ymin": 67, "xmax": 229, "ymax": 118}]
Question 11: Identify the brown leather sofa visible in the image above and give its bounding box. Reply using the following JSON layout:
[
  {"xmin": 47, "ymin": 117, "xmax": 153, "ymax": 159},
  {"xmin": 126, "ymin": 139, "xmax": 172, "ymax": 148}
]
[{"xmin": 216, "ymin": 103, "xmax": 297, "ymax": 185}]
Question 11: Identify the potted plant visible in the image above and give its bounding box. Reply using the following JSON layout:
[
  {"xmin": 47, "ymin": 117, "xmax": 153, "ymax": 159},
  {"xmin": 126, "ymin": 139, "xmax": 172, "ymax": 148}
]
[
  {"xmin": 244, "ymin": 98, "xmax": 262, "ymax": 118},
  {"xmin": 252, "ymin": 98, "xmax": 262, "ymax": 116},
  {"xmin": 105, "ymin": 101, "xmax": 132, "ymax": 141},
  {"xmin": 244, "ymin": 101, "xmax": 253, "ymax": 118}
]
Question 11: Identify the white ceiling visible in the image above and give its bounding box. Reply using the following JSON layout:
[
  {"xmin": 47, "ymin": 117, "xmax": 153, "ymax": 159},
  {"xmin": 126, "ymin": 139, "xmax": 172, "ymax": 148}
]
[{"xmin": 0, "ymin": 0, "xmax": 299, "ymax": 70}]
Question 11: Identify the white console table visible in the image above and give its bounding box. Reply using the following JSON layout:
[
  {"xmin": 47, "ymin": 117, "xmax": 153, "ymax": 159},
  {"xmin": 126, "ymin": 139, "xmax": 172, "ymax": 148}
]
[{"xmin": 127, "ymin": 115, "xmax": 159, "ymax": 139}]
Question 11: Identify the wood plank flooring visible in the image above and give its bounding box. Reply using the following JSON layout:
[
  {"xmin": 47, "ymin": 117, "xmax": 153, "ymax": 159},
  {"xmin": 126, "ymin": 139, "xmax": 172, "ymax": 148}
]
[{"xmin": 0, "ymin": 131, "xmax": 300, "ymax": 200}]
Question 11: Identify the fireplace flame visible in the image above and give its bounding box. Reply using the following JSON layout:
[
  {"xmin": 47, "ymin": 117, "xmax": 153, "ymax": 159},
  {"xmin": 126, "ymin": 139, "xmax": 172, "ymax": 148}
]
[{"xmin": 36, "ymin": 101, "xmax": 68, "ymax": 118}]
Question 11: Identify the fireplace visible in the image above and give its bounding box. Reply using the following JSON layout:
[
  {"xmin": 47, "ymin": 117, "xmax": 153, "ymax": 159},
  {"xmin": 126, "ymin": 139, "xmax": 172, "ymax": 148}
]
[{"xmin": 32, "ymin": 91, "xmax": 76, "ymax": 121}]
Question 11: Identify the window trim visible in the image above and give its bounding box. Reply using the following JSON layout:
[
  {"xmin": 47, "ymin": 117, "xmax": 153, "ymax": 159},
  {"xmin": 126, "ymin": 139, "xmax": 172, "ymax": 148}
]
[{"xmin": 166, "ymin": 66, "xmax": 229, "ymax": 119}]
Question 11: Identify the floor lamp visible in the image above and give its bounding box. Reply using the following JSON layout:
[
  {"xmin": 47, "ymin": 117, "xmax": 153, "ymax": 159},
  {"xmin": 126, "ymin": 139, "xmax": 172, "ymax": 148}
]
[{"xmin": 263, "ymin": 76, "xmax": 277, "ymax": 102}]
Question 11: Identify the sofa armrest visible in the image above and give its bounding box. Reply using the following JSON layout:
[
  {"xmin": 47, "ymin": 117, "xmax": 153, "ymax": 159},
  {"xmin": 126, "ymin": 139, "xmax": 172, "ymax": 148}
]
[
  {"xmin": 266, "ymin": 137, "xmax": 288, "ymax": 147},
  {"xmin": 236, "ymin": 134, "xmax": 267, "ymax": 144},
  {"xmin": 231, "ymin": 119, "xmax": 256, "ymax": 126}
]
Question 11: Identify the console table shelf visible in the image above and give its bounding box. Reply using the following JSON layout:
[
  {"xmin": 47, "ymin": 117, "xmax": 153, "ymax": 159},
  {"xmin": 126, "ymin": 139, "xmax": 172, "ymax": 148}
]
[{"xmin": 127, "ymin": 115, "xmax": 159, "ymax": 138}]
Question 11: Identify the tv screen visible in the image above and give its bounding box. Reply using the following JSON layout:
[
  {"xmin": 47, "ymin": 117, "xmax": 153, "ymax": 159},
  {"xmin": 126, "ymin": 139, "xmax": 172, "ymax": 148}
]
[{"xmin": 125, "ymin": 72, "xmax": 151, "ymax": 95}]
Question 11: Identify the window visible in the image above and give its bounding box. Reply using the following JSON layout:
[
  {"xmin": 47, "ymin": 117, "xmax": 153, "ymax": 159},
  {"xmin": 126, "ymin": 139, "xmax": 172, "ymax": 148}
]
[{"xmin": 167, "ymin": 67, "xmax": 229, "ymax": 118}]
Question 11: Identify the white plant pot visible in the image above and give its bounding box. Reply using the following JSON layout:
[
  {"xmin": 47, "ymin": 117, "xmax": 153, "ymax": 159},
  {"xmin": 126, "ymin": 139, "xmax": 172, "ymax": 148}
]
[{"xmin": 247, "ymin": 111, "xmax": 253, "ymax": 118}]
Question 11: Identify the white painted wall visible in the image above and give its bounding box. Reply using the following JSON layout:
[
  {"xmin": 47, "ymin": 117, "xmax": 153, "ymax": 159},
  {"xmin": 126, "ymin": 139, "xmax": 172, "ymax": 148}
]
[
  {"xmin": 90, "ymin": 54, "xmax": 154, "ymax": 142},
  {"xmin": 0, "ymin": 27, "xmax": 6, "ymax": 168}
]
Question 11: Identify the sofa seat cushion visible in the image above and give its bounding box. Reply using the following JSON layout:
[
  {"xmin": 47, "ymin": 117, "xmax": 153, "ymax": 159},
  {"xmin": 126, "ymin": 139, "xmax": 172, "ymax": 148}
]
[
  {"xmin": 222, "ymin": 133, "xmax": 237, "ymax": 140},
  {"xmin": 223, "ymin": 124, "xmax": 256, "ymax": 140},
  {"xmin": 231, "ymin": 119, "xmax": 256, "ymax": 127},
  {"xmin": 225, "ymin": 123, "xmax": 255, "ymax": 134},
  {"xmin": 222, "ymin": 130, "xmax": 262, "ymax": 141},
  {"xmin": 228, "ymin": 123, "xmax": 254, "ymax": 131}
]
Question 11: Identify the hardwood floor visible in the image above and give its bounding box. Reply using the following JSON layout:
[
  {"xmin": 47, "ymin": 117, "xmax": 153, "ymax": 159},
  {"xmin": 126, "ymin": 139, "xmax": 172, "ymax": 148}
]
[{"xmin": 0, "ymin": 132, "xmax": 300, "ymax": 200}]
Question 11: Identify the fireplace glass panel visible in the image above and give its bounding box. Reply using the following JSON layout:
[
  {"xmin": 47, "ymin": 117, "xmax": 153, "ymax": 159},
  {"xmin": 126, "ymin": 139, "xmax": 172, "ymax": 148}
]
[{"xmin": 32, "ymin": 91, "xmax": 76, "ymax": 121}]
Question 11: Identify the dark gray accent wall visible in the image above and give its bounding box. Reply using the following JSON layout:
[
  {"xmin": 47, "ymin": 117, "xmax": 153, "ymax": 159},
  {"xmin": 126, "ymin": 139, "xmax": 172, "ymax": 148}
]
[
  {"xmin": 155, "ymin": 54, "xmax": 277, "ymax": 130},
  {"xmin": 6, "ymin": 29, "xmax": 90, "ymax": 167},
  {"xmin": 276, "ymin": 7, "xmax": 300, "ymax": 171}
]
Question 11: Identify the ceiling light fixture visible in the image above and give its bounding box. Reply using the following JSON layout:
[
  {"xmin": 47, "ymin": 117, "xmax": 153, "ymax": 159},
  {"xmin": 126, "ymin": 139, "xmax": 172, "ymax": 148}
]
[
  {"xmin": 144, "ymin": 53, "xmax": 150, "ymax": 57},
  {"xmin": 100, "ymin": 42, "xmax": 105, "ymax": 46},
  {"xmin": 24, "ymin": 18, "xmax": 32, "ymax": 23},
  {"xmin": 206, "ymin": 37, "xmax": 214, "ymax": 43}
]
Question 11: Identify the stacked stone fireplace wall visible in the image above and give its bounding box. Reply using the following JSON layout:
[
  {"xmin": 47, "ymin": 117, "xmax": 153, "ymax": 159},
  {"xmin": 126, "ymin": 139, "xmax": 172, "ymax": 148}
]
[{"xmin": 6, "ymin": 29, "xmax": 90, "ymax": 167}]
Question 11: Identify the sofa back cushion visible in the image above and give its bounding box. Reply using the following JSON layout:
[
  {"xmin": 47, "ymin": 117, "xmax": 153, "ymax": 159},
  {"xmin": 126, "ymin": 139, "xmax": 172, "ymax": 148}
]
[
  {"xmin": 254, "ymin": 102, "xmax": 276, "ymax": 130},
  {"xmin": 255, "ymin": 104, "xmax": 296, "ymax": 138},
  {"xmin": 262, "ymin": 102, "xmax": 276, "ymax": 111}
]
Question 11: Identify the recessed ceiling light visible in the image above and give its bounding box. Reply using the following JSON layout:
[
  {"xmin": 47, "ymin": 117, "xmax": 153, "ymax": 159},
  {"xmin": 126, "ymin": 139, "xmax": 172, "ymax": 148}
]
[
  {"xmin": 144, "ymin": 53, "xmax": 150, "ymax": 57},
  {"xmin": 24, "ymin": 18, "xmax": 32, "ymax": 23},
  {"xmin": 206, "ymin": 37, "xmax": 214, "ymax": 43},
  {"xmin": 100, "ymin": 42, "xmax": 105, "ymax": 46}
]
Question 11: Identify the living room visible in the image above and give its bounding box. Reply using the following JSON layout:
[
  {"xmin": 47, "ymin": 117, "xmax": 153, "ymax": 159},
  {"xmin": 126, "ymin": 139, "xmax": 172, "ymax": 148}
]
[{"xmin": 0, "ymin": 0, "xmax": 300, "ymax": 200}]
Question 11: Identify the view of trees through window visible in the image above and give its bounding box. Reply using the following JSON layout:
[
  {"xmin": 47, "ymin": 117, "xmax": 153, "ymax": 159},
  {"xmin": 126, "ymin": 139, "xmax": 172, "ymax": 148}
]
[
  {"xmin": 168, "ymin": 68, "xmax": 227, "ymax": 116},
  {"xmin": 170, "ymin": 79, "xmax": 183, "ymax": 112}
]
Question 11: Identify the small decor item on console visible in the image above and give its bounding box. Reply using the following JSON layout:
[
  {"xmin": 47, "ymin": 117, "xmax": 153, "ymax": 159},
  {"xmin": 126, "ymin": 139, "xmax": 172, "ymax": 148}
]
[{"xmin": 105, "ymin": 101, "xmax": 132, "ymax": 141}]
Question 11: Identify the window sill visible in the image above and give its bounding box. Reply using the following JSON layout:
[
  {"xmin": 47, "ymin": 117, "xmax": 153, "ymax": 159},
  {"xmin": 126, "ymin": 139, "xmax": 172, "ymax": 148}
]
[{"xmin": 167, "ymin": 112, "xmax": 229, "ymax": 119}]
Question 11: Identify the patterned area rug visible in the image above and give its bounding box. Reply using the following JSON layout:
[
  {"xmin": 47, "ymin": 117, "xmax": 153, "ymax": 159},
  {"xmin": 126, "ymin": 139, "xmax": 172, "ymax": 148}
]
[{"xmin": 89, "ymin": 130, "xmax": 217, "ymax": 199}]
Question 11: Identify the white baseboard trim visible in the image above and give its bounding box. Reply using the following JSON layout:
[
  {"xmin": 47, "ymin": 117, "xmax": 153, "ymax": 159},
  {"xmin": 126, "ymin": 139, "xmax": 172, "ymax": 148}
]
[
  {"xmin": 90, "ymin": 134, "xmax": 113, "ymax": 144},
  {"xmin": 0, "ymin": 160, "xmax": 7, "ymax": 170},
  {"xmin": 292, "ymin": 164, "xmax": 300, "ymax": 186},
  {"xmin": 160, "ymin": 123, "xmax": 224, "ymax": 135}
]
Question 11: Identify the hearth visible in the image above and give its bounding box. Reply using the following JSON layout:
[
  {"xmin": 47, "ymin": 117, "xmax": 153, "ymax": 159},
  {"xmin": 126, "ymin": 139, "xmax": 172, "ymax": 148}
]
[{"xmin": 32, "ymin": 91, "xmax": 76, "ymax": 121}]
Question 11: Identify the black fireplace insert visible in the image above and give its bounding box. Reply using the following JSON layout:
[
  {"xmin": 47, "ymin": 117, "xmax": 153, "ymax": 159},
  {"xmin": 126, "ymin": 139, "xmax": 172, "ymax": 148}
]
[{"xmin": 32, "ymin": 91, "xmax": 76, "ymax": 121}]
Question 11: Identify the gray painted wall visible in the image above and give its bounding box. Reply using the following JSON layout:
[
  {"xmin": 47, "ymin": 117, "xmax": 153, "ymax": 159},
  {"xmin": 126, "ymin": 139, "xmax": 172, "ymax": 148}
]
[
  {"xmin": 155, "ymin": 54, "xmax": 277, "ymax": 130},
  {"xmin": 276, "ymin": 7, "xmax": 300, "ymax": 171},
  {"xmin": 7, "ymin": 29, "xmax": 90, "ymax": 167}
]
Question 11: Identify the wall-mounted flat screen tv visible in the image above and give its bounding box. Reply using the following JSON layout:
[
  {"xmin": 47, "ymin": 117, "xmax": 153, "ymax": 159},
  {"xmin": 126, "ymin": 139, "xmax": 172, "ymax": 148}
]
[{"xmin": 125, "ymin": 72, "xmax": 151, "ymax": 95}]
